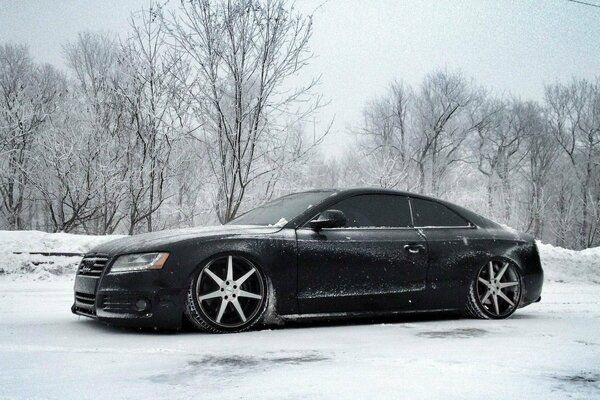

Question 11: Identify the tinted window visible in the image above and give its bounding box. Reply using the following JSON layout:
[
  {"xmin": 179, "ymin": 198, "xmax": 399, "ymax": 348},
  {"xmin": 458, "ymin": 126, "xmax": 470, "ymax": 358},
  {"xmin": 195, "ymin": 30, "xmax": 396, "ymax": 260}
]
[
  {"xmin": 327, "ymin": 195, "xmax": 412, "ymax": 228},
  {"xmin": 411, "ymin": 198, "xmax": 469, "ymax": 227},
  {"xmin": 230, "ymin": 191, "xmax": 334, "ymax": 226}
]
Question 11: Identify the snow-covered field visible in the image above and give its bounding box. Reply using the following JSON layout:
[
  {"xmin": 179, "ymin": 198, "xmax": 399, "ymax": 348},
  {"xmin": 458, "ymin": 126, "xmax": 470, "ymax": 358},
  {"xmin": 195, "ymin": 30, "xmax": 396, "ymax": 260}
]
[{"xmin": 0, "ymin": 231, "xmax": 599, "ymax": 399}]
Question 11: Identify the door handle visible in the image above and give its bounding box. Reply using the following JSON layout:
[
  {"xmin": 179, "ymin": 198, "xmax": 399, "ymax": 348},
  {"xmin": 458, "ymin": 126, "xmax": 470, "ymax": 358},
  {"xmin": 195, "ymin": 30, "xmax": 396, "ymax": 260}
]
[{"xmin": 404, "ymin": 244, "xmax": 425, "ymax": 254}]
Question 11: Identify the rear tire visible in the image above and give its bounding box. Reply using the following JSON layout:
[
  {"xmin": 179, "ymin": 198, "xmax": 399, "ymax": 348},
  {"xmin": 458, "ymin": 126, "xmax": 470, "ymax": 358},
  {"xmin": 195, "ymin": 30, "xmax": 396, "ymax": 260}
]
[
  {"xmin": 465, "ymin": 259, "xmax": 522, "ymax": 320},
  {"xmin": 185, "ymin": 255, "xmax": 268, "ymax": 333}
]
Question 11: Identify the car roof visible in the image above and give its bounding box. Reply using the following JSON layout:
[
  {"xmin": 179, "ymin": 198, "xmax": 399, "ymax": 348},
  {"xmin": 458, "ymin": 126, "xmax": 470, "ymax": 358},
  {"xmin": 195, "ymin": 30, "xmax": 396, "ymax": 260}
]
[
  {"xmin": 310, "ymin": 187, "xmax": 451, "ymax": 202},
  {"xmin": 335, "ymin": 187, "xmax": 433, "ymax": 198}
]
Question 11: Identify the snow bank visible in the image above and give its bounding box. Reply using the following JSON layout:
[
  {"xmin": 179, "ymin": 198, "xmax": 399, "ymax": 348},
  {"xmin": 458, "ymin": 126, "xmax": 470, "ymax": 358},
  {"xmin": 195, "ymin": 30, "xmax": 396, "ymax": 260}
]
[
  {"xmin": 536, "ymin": 241, "xmax": 600, "ymax": 284},
  {"xmin": 0, "ymin": 230, "xmax": 123, "ymax": 279},
  {"xmin": 0, "ymin": 231, "xmax": 597, "ymax": 284}
]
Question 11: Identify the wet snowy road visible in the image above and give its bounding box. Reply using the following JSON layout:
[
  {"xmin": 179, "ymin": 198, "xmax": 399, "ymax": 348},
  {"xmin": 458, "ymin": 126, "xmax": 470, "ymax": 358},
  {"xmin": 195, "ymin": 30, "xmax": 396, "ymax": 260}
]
[{"xmin": 0, "ymin": 279, "xmax": 598, "ymax": 399}]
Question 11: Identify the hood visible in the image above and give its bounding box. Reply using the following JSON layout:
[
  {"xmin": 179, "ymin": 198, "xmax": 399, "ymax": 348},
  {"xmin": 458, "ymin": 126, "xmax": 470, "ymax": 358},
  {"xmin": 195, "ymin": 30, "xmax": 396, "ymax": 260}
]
[{"xmin": 88, "ymin": 225, "xmax": 281, "ymax": 256}]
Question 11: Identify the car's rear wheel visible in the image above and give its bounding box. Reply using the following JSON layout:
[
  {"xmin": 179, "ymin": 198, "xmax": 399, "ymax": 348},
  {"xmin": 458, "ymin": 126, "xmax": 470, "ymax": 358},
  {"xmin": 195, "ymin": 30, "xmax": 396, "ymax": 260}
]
[
  {"xmin": 465, "ymin": 259, "xmax": 522, "ymax": 319},
  {"xmin": 185, "ymin": 255, "xmax": 267, "ymax": 333}
]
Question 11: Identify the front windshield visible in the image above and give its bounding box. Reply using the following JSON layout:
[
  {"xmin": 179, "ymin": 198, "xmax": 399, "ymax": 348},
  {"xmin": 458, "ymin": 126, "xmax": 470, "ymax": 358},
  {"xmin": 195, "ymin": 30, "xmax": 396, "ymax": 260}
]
[{"xmin": 229, "ymin": 191, "xmax": 335, "ymax": 226}]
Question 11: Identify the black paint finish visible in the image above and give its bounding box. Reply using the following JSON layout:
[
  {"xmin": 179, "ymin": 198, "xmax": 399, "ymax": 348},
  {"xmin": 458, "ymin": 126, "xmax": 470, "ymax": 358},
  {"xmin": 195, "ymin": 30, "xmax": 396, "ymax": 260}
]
[
  {"xmin": 296, "ymin": 227, "xmax": 428, "ymax": 313},
  {"xmin": 72, "ymin": 188, "xmax": 544, "ymax": 329}
]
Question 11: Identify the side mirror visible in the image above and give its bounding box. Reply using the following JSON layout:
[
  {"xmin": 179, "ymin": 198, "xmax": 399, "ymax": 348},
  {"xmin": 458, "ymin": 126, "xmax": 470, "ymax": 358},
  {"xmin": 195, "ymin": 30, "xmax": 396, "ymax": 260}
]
[{"xmin": 309, "ymin": 209, "xmax": 347, "ymax": 230}]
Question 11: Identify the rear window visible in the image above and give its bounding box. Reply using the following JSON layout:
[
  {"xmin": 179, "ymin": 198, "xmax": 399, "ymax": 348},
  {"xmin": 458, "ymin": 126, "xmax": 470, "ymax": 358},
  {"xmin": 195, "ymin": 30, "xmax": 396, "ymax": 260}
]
[{"xmin": 411, "ymin": 198, "xmax": 470, "ymax": 227}]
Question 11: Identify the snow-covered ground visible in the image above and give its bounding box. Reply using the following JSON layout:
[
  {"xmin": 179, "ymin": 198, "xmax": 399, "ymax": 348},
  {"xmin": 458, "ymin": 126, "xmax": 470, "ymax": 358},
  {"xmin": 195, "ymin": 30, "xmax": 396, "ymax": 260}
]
[{"xmin": 0, "ymin": 231, "xmax": 599, "ymax": 399}]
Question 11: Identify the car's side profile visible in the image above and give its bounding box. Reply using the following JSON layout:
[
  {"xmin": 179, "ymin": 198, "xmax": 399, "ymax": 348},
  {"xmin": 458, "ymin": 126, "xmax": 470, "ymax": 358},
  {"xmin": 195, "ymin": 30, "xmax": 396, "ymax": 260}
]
[{"xmin": 72, "ymin": 188, "xmax": 543, "ymax": 333}]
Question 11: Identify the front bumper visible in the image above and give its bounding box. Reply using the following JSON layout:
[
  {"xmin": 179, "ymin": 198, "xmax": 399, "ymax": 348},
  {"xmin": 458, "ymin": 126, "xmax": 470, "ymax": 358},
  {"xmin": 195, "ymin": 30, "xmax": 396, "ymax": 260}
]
[{"xmin": 72, "ymin": 257, "xmax": 185, "ymax": 329}]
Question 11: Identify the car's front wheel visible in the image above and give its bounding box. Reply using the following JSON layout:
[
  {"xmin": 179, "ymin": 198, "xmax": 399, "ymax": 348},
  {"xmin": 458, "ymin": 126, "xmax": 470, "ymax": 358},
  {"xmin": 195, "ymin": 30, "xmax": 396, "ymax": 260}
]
[
  {"xmin": 185, "ymin": 255, "xmax": 267, "ymax": 333},
  {"xmin": 465, "ymin": 259, "xmax": 522, "ymax": 319}
]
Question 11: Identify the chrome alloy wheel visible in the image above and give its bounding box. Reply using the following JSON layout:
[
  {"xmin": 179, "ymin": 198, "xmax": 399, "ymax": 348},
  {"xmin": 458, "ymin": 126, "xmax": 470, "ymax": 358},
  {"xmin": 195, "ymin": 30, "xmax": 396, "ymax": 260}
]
[
  {"xmin": 196, "ymin": 255, "xmax": 265, "ymax": 328},
  {"xmin": 476, "ymin": 260, "xmax": 521, "ymax": 317}
]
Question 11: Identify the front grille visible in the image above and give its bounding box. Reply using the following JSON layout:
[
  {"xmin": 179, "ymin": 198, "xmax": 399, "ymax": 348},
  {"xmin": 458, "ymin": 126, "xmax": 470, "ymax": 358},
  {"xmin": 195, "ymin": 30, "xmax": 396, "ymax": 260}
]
[
  {"xmin": 73, "ymin": 306, "xmax": 96, "ymax": 317},
  {"xmin": 100, "ymin": 293, "xmax": 149, "ymax": 314},
  {"xmin": 78, "ymin": 256, "xmax": 109, "ymax": 277},
  {"xmin": 74, "ymin": 291, "xmax": 97, "ymax": 317},
  {"xmin": 75, "ymin": 291, "xmax": 96, "ymax": 306}
]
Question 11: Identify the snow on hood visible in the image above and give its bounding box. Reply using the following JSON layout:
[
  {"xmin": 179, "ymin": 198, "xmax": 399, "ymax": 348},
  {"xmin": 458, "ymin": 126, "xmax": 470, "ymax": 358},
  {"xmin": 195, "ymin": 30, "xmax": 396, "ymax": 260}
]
[{"xmin": 88, "ymin": 225, "xmax": 282, "ymax": 256}]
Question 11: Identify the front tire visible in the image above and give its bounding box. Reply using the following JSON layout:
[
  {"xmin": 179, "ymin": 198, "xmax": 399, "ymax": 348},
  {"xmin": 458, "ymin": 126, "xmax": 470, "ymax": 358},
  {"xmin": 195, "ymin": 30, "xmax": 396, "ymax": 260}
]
[
  {"xmin": 185, "ymin": 255, "xmax": 267, "ymax": 333},
  {"xmin": 465, "ymin": 259, "xmax": 522, "ymax": 319}
]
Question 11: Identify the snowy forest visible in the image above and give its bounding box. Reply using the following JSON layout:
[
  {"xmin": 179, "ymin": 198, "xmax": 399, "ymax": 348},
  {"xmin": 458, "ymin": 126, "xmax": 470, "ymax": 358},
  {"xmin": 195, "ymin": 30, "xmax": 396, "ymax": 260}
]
[{"xmin": 0, "ymin": 0, "xmax": 599, "ymax": 250}]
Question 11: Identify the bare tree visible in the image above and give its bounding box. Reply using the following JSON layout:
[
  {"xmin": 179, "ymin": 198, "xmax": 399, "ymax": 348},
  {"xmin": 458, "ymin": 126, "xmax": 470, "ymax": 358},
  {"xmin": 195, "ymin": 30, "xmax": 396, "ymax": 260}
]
[
  {"xmin": 357, "ymin": 80, "xmax": 414, "ymax": 189},
  {"xmin": 0, "ymin": 45, "xmax": 60, "ymax": 229},
  {"xmin": 163, "ymin": 0, "xmax": 326, "ymax": 222},
  {"xmin": 477, "ymin": 100, "xmax": 532, "ymax": 223},
  {"xmin": 546, "ymin": 78, "xmax": 600, "ymax": 248},
  {"xmin": 63, "ymin": 32, "xmax": 130, "ymax": 234},
  {"xmin": 117, "ymin": 4, "xmax": 192, "ymax": 233},
  {"xmin": 360, "ymin": 81, "xmax": 413, "ymax": 160},
  {"xmin": 548, "ymin": 167, "xmax": 580, "ymax": 248},
  {"xmin": 474, "ymin": 97, "xmax": 506, "ymax": 216},
  {"xmin": 412, "ymin": 71, "xmax": 479, "ymax": 196},
  {"xmin": 33, "ymin": 90, "xmax": 102, "ymax": 232},
  {"xmin": 520, "ymin": 103, "xmax": 559, "ymax": 237}
]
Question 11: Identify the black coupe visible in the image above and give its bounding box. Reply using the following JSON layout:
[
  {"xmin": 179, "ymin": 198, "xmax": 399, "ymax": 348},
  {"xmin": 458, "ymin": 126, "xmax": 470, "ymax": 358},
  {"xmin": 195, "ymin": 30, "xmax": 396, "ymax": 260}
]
[{"xmin": 72, "ymin": 188, "xmax": 543, "ymax": 333}]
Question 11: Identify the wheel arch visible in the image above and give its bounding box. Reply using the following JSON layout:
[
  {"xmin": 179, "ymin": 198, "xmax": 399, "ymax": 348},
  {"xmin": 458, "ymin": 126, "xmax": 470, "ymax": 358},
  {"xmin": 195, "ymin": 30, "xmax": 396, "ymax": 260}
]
[
  {"xmin": 461, "ymin": 242, "xmax": 530, "ymax": 314},
  {"xmin": 182, "ymin": 246, "xmax": 268, "ymax": 287},
  {"xmin": 168, "ymin": 232, "xmax": 296, "ymax": 320},
  {"xmin": 433, "ymin": 242, "xmax": 526, "ymax": 304},
  {"xmin": 469, "ymin": 253, "xmax": 524, "ymax": 280}
]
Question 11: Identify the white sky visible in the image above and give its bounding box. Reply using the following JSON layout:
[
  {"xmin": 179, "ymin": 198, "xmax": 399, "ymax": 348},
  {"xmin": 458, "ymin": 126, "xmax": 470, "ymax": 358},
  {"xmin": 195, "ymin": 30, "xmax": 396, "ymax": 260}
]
[{"xmin": 1, "ymin": 0, "xmax": 599, "ymax": 155}]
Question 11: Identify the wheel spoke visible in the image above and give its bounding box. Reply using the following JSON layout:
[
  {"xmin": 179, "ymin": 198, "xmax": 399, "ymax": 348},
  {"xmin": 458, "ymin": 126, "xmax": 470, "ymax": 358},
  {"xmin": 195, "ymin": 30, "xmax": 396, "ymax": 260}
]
[
  {"xmin": 497, "ymin": 290, "xmax": 515, "ymax": 307},
  {"xmin": 496, "ymin": 262, "xmax": 509, "ymax": 280},
  {"xmin": 231, "ymin": 299, "xmax": 246, "ymax": 322},
  {"xmin": 237, "ymin": 268, "xmax": 256, "ymax": 286},
  {"xmin": 204, "ymin": 268, "xmax": 223, "ymax": 285},
  {"xmin": 478, "ymin": 277, "xmax": 490, "ymax": 287},
  {"xmin": 239, "ymin": 289, "xmax": 262, "ymax": 300},
  {"xmin": 488, "ymin": 261, "xmax": 495, "ymax": 281},
  {"xmin": 215, "ymin": 299, "xmax": 228, "ymax": 323},
  {"xmin": 492, "ymin": 293, "xmax": 500, "ymax": 315},
  {"xmin": 499, "ymin": 281, "xmax": 518, "ymax": 289},
  {"xmin": 199, "ymin": 290, "xmax": 222, "ymax": 301},
  {"xmin": 226, "ymin": 255, "xmax": 234, "ymax": 282},
  {"xmin": 481, "ymin": 289, "xmax": 492, "ymax": 304}
]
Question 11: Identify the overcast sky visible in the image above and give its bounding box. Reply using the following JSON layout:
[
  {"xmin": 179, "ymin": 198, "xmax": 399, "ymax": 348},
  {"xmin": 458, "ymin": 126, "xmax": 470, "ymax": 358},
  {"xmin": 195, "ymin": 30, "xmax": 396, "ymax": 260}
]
[{"xmin": 1, "ymin": 0, "xmax": 599, "ymax": 154}]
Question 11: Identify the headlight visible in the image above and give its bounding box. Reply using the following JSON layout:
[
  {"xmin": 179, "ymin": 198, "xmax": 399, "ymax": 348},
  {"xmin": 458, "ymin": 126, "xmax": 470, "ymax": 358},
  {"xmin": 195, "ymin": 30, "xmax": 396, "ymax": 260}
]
[{"xmin": 110, "ymin": 252, "xmax": 169, "ymax": 273}]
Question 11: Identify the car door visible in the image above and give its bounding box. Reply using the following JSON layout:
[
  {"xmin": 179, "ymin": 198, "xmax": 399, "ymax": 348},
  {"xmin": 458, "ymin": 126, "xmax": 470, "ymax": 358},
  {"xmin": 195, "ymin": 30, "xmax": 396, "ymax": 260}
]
[
  {"xmin": 409, "ymin": 196, "xmax": 477, "ymax": 309},
  {"xmin": 296, "ymin": 194, "xmax": 428, "ymax": 314}
]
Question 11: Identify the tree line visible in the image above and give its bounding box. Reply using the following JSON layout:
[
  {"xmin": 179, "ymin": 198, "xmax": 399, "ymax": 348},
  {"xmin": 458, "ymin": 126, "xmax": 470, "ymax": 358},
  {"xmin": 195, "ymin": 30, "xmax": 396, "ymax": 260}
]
[{"xmin": 0, "ymin": 0, "xmax": 598, "ymax": 249}]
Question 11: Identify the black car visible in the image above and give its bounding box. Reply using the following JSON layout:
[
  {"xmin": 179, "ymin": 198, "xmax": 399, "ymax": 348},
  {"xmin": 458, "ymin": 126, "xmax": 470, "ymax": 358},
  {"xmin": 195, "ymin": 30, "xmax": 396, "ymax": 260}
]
[{"xmin": 72, "ymin": 188, "xmax": 543, "ymax": 333}]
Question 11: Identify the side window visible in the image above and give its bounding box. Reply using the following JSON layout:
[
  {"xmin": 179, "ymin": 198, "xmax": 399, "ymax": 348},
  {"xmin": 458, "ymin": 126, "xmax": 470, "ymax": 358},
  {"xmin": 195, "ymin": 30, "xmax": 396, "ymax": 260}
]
[
  {"xmin": 410, "ymin": 198, "xmax": 470, "ymax": 227},
  {"xmin": 329, "ymin": 195, "xmax": 412, "ymax": 228}
]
